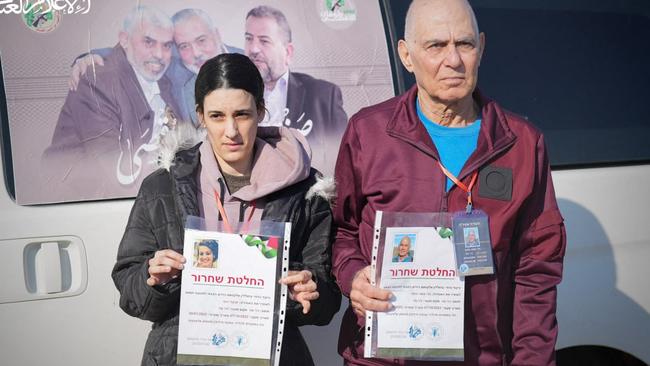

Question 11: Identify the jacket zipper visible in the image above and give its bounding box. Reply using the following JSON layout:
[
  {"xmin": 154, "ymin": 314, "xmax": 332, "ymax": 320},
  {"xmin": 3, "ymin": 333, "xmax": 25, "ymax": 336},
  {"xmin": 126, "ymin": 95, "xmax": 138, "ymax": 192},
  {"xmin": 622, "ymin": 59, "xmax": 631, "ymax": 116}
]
[
  {"xmin": 239, "ymin": 201, "xmax": 250, "ymax": 222},
  {"xmin": 458, "ymin": 136, "xmax": 516, "ymax": 184},
  {"xmin": 217, "ymin": 177, "xmax": 225, "ymax": 221}
]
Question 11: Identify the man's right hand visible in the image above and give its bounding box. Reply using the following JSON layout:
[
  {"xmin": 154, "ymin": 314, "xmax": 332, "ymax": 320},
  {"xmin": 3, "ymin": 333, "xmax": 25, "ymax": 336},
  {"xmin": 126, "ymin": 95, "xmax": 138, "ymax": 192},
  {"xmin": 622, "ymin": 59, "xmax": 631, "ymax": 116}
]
[
  {"xmin": 68, "ymin": 53, "xmax": 104, "ymax": 91},
  {"xmin": 350, "ymin": 265, "xmax": 393, "ymax": 318},
  {"xmin": 147, "ymin": 249, "xmax": 186, "ymax": 287}
]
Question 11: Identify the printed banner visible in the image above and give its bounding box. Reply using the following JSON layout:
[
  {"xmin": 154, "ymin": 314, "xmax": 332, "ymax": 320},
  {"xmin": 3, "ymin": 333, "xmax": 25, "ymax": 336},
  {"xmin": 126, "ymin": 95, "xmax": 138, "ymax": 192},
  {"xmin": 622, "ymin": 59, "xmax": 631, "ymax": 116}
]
[{"xmin": 0, "ymin": 0, "xmax": 393, "ymax": 204}]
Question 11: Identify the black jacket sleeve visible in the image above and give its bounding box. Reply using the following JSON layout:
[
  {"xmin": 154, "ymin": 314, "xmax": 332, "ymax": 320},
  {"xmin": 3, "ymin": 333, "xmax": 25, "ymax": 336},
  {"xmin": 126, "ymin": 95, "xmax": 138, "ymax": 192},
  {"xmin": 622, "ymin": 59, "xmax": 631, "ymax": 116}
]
[
  {"xmin": 285, "ymin": 191, "xmax": 342, "ymax": 326},
  {"xmin": 111, "ymin": 182, "xmax": 181, "ymax": 323}
]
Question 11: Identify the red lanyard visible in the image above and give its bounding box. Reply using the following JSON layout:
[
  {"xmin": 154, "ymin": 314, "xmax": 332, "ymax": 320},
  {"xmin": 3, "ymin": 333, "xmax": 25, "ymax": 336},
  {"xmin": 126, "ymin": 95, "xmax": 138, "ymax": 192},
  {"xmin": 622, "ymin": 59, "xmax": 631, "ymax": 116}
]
[
  {"xmin": 437, "ymin": 162, "xmax": 478, "ymax": 213},
  {"xmin": 213, "ymin": 189, "xmax": 256, "ymax": 234}
]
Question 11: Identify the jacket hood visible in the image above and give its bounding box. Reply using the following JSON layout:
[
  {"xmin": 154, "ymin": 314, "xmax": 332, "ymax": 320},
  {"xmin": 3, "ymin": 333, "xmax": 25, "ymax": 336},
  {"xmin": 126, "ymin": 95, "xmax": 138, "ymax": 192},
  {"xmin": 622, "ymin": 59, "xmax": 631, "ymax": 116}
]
[
  {"xmin": 233, "ymin": 126, "xmax": 312, "ymax": 201},
  {"xmin": 158, "ymin": 124, "xmax": 313, "ymax": 202}
]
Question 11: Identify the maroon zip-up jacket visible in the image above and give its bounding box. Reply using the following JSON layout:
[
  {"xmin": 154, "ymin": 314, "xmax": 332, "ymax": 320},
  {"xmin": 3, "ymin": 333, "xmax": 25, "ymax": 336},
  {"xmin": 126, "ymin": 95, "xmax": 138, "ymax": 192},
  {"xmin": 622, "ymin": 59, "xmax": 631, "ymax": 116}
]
[{"xmin": 333, "ymin": 86, "xmax": 566, "ymax": 366}]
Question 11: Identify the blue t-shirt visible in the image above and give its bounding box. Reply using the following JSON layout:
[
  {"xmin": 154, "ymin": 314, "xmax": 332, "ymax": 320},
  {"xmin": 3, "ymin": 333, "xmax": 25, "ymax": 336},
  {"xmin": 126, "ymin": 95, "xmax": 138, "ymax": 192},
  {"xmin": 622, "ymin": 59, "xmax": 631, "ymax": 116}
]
[{"xmin": 416, "ymin": 101, "xmax": 481, "ymax": 191}]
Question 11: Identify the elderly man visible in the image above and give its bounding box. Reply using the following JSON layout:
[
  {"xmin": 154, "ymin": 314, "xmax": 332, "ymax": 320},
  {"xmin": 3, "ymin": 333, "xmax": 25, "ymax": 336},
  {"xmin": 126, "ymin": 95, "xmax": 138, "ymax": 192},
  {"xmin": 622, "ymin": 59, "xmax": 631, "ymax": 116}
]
[
  {"xmin": 392, "ymin": 236, "xmax": 413, "ymax": 263},
  {"xmin": 167, "ymin": 8, "xmax": 243, "ymax": 125},
  {"xmin": 332, "ymin": 0, "xmax": 566, "ymax": 365},
  {"xmin": 69, "ymin": 8, "xmax": 242, "ymax": 125},
  {"xmin": 465, "ymin": 230, "xmax": 479, "ymax": 247},
  {"xmin": 44, "ymin": 6, "xmax": 181, "ymax": 200},
  {"xmin": 244, "ymin": 5, "xmax": 347, "ymax": 164}
]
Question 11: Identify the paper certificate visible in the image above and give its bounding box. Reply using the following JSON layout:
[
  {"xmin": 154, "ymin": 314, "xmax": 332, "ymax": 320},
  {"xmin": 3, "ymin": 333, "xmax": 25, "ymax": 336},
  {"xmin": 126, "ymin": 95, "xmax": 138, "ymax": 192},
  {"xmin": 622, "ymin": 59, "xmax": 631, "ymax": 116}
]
[
  {"xmin": 365, "ymin": 211, "xmax": 465, "ymax": 361},
  {"xmin": 177, "ymin": 226, "xmax": 290, "ymax": 366}
]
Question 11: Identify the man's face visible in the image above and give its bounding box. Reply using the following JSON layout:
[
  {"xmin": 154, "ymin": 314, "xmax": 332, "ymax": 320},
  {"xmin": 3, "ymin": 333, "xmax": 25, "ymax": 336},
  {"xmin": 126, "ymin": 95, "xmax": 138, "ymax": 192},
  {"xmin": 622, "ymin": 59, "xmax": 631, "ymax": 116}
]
[
  {"xmin": 120, "ymin": 21, "xmax": 174, "ymax": 82},
  {"xmin": 244, "ymin": 16, "xmax": 292, "ymax": 86},
  {"xmin": 175, "ymin": 16, "xmax": 222, "ymax": 74},
  {"xmin": 467, "ymin": 231, "xmax": 476, "ymax": 243},
  {"xmin": 398, "ymin": 237, "xmax": 411, "ymax": 257},
  {"xmin": 398, "ymin": 0, "xmax": 484, "ymax": 104}
]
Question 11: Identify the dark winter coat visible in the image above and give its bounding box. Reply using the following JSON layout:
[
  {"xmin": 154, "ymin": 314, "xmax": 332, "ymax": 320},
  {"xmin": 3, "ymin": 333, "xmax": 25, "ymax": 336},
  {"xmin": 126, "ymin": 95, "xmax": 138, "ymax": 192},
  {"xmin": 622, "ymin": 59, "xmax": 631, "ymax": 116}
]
[{"xmin": 112, "ymin": 127, "xmax": 341, "ymax": 366}]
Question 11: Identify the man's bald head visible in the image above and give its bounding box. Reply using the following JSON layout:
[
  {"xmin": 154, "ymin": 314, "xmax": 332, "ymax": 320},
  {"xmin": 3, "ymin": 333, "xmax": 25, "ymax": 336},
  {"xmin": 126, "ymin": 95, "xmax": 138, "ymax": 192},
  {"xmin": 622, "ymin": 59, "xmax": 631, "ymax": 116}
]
[
  {"xmin": 397, "ymin": 0, "xmax": 485, "ymax": 108},
  {"xmin": 404, "ymin": 0, "xmax": 479, "ymax": 43}
]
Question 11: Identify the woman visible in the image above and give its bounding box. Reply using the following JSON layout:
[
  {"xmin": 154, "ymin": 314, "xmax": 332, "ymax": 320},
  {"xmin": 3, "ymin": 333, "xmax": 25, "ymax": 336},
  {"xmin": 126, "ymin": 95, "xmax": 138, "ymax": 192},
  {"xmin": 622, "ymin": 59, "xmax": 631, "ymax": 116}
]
[
  {"xmin": 194, "ymin": 240, "xmax": 218, "ymax": 269},
  {"xmin": 112, "ymin": 53, "xmax": 341, "ymax": 366}
]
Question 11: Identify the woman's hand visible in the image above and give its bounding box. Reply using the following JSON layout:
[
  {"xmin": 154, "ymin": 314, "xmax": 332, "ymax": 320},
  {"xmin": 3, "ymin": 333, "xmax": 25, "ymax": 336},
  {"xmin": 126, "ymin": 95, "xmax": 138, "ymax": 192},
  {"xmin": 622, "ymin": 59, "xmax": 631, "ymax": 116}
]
[
  {"xmin": 279, "ymin": 270, "xmax": 319, "ymax": 314},
  {"xmin": 147, "ymin": 249, "xmax": 186, "ymax": 286}
]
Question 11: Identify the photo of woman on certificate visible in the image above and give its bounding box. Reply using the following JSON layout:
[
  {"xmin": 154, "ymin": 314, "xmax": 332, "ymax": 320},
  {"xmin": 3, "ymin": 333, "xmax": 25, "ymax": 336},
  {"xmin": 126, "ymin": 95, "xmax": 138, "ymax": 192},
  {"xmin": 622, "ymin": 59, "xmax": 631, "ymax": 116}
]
[
  {"xmin": 194, "ymin": 240, "xmax": 219, "ymax": 269},
  {"xmin": 111, "ymin": 53, "xmax": 341, "ymax": 366}
]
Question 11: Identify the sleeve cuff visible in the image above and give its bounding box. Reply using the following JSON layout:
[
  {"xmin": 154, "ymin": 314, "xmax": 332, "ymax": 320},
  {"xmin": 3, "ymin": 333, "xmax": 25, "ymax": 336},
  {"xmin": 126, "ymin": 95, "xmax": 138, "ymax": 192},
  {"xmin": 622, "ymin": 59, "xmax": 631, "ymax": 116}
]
[{"xmin": 336, "ymin": 258, "xmax": 368, "ymax": 297}]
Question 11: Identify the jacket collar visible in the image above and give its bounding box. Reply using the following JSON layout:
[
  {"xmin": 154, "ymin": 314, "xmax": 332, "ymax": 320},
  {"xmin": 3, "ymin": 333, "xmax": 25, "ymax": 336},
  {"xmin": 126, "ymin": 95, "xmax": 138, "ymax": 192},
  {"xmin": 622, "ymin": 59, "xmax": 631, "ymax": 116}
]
[
  {"xmin": 386, "ymin": 85, "xmax": 517, "ymax": 180},
  {"xmin": 170, "ymin": 142, "xmax": 202, "ymax": 223},
  {"xmin": 286, "ymin": 71, "xmax": 305, "ymax": 123}
]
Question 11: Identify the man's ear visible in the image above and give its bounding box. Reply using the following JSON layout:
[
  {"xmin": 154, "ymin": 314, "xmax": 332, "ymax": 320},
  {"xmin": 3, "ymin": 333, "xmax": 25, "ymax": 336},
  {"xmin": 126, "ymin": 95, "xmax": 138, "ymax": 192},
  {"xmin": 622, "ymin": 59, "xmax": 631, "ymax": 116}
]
[
  {"xmin": 397, "ymin": 39, "xmax": 414, "ymax": 73},
  {"xmin": 118, "ymin": 31, "xmax": 129, "ymax": 49},
  {"xmin": 285, "ymin": 42, "xmax": 294, "ymax": 66},
  {"xmin": 478, "ymin": 32, "xmax": 486, "ymax": 66},
  {"xmin": 213, "ymin": 29, "xmax": 224, "ymax": 51}
]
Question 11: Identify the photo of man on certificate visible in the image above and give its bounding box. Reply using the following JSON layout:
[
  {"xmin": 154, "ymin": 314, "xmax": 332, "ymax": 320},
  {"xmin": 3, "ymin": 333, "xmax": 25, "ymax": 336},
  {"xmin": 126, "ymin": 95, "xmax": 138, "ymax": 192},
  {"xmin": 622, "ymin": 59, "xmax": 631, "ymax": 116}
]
[{"xmin": 391, "ymin": 234, "xmax": 416, "ymax": 263}]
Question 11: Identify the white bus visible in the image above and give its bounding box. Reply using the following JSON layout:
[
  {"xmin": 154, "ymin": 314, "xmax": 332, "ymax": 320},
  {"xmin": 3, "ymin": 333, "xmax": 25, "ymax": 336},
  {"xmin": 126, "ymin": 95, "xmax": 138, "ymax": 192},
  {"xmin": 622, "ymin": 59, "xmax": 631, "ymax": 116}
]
[{"xmin": 1, "ymin": 1, "xmax": 648, "ymax": 365}]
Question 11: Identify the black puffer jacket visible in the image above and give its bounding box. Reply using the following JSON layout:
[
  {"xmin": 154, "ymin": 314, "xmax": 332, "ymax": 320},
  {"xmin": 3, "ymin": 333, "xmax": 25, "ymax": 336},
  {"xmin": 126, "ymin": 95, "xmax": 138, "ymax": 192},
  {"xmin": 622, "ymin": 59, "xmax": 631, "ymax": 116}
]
[{"xmin": 111, "ymin": 131, "xmax": 341, "ymax": 366}]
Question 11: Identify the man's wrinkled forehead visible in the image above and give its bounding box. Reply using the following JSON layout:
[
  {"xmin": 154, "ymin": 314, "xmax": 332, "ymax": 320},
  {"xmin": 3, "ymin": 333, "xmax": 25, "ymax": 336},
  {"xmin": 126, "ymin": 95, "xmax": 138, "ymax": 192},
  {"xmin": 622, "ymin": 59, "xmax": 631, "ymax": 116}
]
[
  {"xmin": 246, "ymin": 16, "xmax": 276, "ymax": 36},
  {"xmin": 134, "ymin": 21, "xmax": 173, "ymax": 42},
  {"xmin": 405, "ymin": 0, "xmax": 479, "ymax": 41},
  {"xmin": 174, "ymin": 16, "xmax": 212, "ymax": 40}
]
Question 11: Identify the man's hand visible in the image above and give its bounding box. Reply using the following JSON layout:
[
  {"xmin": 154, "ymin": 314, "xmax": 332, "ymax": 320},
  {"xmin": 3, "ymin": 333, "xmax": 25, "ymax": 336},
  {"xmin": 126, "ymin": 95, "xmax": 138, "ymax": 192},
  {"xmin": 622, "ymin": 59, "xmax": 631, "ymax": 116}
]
[
  {"xmin": 350, "ymin": 265, "xmax": 393, "ymax": 317},
  {"xmin": 279, "ymin": 270, "xmax": 319, "ymax": 314},
  {"xmin": 146, "ymin": 249, "xmax": 186, "ymax": 287},
  {"xmin": 68, "ymin": 53, "xmax": 104, "ymax": 91}
]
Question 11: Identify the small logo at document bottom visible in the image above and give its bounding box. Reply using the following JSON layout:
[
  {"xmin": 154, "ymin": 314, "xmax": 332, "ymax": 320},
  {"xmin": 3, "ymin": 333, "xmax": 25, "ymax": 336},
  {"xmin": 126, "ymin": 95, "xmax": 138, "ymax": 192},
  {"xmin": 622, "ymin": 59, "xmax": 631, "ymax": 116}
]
[
  {"xmin": 232, "ymin": 332, "xmax": 249, "ymax": 349},
  {"xmin": 407, "ymin": 324, "xmax": 423, "ymax": 340},
  {"xmin": 459, "ymin": 263, "xmax": 469, "ymax": 274},
  {"xmin": 211, "ymin": 332, "xmax": 227, "ymax": 347},
  {"xmin": 427, "ymin": 323, "xmax": 444, "ymax": 342}
]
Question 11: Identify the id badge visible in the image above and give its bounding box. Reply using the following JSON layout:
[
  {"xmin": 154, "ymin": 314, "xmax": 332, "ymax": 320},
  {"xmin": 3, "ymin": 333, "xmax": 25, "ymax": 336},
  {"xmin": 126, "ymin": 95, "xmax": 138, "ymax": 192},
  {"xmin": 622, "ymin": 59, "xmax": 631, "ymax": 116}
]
[{"xmin": 451, "ymin": 209, "xmax": 494, "ymax": 276}]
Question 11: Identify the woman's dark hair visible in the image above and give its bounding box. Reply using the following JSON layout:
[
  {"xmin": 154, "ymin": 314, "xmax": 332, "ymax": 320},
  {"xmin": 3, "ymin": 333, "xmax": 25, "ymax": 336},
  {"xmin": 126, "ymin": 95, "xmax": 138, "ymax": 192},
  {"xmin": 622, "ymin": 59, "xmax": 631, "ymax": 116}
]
[{"xmin": 195, "ymin": 53, "xmax": 265, "ymax": 114}]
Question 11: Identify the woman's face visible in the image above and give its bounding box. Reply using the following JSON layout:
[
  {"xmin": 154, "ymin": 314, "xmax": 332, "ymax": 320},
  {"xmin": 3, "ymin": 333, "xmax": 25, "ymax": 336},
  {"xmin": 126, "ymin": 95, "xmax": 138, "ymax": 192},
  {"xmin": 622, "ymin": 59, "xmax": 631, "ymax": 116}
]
[
  {"xmin": 199, "ymin": 88, "xmax": 262, "ymax": 175},
  {"xmin": 197, "ymin": 245, "xmax": 214, "ymax": 268}
]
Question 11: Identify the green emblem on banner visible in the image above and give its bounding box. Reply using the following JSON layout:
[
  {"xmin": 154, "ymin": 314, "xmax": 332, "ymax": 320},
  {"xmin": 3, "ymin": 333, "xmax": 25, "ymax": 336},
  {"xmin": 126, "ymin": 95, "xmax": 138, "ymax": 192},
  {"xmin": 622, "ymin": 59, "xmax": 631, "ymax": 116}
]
[
  {"xmin": 22, "ymin": 1, "xmax": 61, "ymax": 33},
  {"xmin": 326, "ymin": 0, "xmax": 345, "ymax": 11}
]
